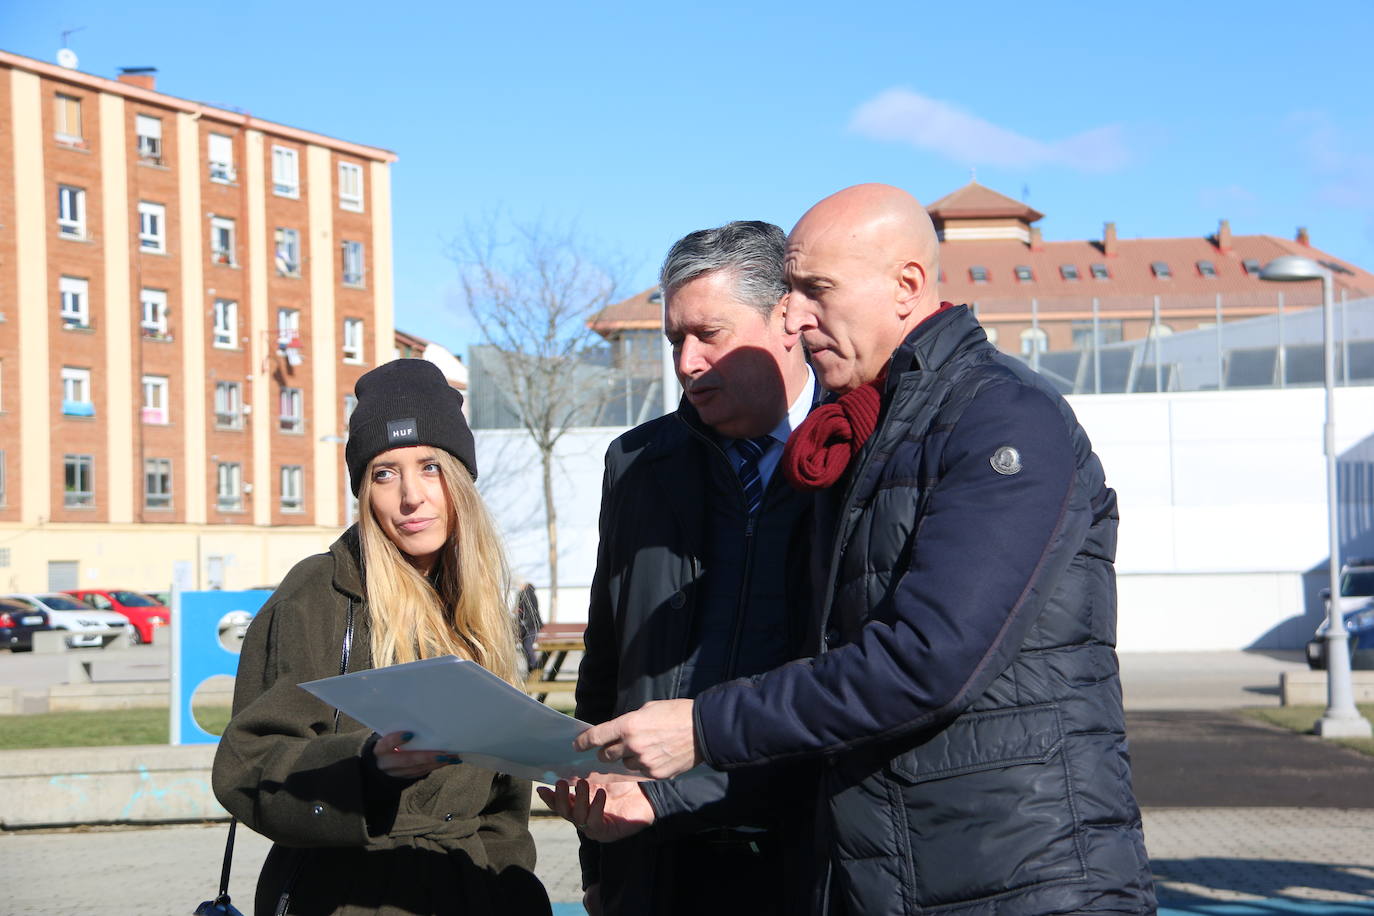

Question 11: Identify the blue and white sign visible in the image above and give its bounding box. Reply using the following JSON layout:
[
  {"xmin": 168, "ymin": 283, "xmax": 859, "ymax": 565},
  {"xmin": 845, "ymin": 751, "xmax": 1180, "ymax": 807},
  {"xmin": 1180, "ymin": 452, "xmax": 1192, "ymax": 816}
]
[{"xmin": 170, "ymin": 589, "xmax": 272, "ymax": 745}]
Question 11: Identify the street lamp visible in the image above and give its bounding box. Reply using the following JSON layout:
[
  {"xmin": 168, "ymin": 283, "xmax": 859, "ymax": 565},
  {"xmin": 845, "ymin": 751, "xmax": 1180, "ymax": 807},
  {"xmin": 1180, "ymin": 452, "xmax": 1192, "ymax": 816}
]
[{"xmin": 1260, "ymin": 255, "xmax": 1371, "ymax": 738}]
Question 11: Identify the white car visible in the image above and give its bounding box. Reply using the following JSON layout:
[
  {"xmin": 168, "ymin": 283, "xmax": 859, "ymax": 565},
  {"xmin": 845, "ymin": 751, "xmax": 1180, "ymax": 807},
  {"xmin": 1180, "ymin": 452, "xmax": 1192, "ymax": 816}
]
[{"xmin": 2, "ymin": 593, "xmax": 132, "ymax": 648}]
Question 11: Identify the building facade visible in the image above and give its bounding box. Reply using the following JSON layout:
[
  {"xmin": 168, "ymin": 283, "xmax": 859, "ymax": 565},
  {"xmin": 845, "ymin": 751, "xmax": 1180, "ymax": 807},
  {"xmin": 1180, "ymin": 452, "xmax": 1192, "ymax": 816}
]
[
  {"xmin": 0, "ymin": 50, "xmax": 396, "ymax": 591},
  {"xmin": 590, "ymin": 181, "xmax": 1374, "ymax": 370}
]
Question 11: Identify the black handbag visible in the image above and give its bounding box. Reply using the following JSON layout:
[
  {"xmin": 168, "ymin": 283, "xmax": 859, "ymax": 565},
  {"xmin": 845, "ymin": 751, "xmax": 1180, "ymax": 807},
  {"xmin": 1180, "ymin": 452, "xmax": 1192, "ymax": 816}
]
[{"xmin": 196, "ymin": 599, "xmax": 356, "ymax": 916}]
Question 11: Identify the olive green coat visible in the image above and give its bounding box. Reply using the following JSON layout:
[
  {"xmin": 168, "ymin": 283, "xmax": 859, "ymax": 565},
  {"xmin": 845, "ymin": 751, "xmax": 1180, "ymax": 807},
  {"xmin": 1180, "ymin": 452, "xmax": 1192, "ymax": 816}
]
[{"xmin": 212, "ymin": 529, "xmax": 550, "ymax": 916}]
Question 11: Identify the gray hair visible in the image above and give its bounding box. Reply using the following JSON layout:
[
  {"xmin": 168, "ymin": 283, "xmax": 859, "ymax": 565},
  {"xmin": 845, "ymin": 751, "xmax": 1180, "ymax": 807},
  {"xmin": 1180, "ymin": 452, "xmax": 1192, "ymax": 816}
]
[{"xmin": 658, "ymin": 220, "xmax": 786, "ymax": 318}]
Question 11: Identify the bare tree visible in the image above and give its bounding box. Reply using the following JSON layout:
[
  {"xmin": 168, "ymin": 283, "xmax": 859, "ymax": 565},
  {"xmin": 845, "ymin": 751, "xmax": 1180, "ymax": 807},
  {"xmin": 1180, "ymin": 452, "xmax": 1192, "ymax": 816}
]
[{"xmin": 449, "ymin": 217, "xmax": 625, "ymax": 620}]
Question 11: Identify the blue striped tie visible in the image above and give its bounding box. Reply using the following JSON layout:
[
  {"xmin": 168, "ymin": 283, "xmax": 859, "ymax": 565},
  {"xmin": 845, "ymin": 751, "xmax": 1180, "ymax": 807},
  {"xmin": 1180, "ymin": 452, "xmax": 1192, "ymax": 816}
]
[{"xmin": 736, "ymin": 436, "xmax": 772, "ymax": 516}]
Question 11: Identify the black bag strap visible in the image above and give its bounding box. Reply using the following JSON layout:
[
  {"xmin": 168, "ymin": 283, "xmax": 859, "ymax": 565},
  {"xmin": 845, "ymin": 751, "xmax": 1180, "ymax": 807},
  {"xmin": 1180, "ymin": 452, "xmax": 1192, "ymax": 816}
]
[{"xmin": 212, "ymin": 817, "xmax": 237, "ymax": 906}]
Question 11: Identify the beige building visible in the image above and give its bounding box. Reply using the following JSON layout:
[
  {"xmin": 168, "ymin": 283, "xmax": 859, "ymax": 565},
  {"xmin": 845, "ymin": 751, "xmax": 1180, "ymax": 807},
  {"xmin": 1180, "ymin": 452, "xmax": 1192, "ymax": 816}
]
[{"xmin": 0, "ymin": 49, "xmax": 397, "ymax": 591}]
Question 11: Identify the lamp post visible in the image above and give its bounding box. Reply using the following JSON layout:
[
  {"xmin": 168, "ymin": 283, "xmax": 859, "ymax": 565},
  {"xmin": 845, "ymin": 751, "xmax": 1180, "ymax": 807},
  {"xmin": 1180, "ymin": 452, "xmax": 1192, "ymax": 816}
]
[{"xmin": 1260, "ymin": 255, "xmax": 1371, "ymax": 738}]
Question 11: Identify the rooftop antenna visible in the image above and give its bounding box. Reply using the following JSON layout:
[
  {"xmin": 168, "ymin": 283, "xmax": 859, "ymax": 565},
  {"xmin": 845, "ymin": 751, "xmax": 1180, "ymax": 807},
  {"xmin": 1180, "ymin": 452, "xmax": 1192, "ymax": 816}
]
[
  {"xmin": 57, "ymin": 26, "xmax": 85, "ymax": 69},
  {"xmin": 969, "ymin": 167, "xmax": 977, "ymax": 183}
]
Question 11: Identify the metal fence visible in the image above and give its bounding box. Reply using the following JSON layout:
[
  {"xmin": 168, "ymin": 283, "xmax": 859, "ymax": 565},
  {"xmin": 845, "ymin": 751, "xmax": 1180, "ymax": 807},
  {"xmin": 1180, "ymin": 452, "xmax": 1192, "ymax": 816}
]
[{"xmin": 1008, "ymin": 295, "xmax": 1374, "ymax": 395}]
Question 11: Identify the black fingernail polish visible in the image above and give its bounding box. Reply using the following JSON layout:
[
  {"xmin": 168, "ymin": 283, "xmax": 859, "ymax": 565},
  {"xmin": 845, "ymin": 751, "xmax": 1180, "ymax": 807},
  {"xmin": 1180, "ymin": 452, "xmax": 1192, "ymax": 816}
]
[{"xmin": 402, "ymin": 731, "xmax": 415, "ymax": 742}]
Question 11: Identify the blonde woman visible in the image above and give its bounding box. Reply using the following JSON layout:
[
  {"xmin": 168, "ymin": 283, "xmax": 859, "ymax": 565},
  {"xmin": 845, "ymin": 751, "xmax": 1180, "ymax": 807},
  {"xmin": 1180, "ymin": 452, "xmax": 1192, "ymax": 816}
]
[{"xmin": 213, "ymin": 359, "xmax": 550, "ymax": 916}]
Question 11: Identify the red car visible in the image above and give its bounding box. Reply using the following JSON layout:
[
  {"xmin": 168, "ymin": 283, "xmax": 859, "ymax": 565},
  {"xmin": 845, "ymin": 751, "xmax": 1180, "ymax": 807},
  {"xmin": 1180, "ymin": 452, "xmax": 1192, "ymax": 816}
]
[{"xmin": 66, "ymin": 589, "xmax": 171, "ymax": 644}]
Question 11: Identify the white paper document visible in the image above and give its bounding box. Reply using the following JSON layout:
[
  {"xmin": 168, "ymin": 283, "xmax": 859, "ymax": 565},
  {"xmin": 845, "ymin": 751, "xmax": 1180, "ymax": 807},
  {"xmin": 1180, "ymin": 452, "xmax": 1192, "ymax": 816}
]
[{"xmin": 299, "ymin": 655, "xmax": 635, "ymax": 783}]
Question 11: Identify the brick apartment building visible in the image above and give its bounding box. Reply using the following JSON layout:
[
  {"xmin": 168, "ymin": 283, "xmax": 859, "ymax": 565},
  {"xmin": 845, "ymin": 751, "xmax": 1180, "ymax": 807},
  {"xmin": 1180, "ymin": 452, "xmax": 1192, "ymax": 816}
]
[
  {"xmin": 0, "ymin": 49, "xmax": 397, "ymax": 591},
  {"xmin": 591, "ymin": 181, "xmax": 1374, "ymax": 363}
]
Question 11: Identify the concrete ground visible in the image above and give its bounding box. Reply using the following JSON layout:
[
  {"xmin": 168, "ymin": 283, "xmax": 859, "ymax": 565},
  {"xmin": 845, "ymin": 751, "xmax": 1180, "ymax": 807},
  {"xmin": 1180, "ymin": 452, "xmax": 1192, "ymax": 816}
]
[{"xmin": 3, "ymin": 649, "xmax": 1372, "ymax": 913}]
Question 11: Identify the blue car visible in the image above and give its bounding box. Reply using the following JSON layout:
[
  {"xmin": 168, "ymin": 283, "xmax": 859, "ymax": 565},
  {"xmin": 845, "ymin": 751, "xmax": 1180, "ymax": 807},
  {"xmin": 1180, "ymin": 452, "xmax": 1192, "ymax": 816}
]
[
  {"xmin": 1305, "ymin": 559, "xmax": 1374, "ymax": 670},
  {"xmin": 0, "ymin": 597, "xmax": 51, "ymax": 652}
]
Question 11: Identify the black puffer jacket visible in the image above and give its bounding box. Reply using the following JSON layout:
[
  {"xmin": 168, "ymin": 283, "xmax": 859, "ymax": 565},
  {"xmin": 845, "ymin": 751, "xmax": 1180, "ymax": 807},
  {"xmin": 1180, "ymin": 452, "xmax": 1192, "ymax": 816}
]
[{"xmin": 694, "ymin": 307, "xmax": 1155, "ymax": 914}]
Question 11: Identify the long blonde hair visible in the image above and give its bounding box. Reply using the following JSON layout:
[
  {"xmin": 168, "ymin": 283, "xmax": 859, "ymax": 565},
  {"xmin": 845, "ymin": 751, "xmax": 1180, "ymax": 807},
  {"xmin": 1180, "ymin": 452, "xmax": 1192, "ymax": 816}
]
[{"xmin": 358, "ymin": 449, "xmax": 518, "ymax": 683}]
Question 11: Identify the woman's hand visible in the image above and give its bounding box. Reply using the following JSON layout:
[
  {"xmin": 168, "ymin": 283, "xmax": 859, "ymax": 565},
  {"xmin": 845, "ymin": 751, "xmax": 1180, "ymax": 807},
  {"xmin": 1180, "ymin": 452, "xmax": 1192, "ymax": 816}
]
[
  {"xmin": 536, "ymin": 776, "xmax": 655, "ymax": 843},
  {"xmin": 371, "ymin": 730, "xmax": 460, "ymax": 780}
]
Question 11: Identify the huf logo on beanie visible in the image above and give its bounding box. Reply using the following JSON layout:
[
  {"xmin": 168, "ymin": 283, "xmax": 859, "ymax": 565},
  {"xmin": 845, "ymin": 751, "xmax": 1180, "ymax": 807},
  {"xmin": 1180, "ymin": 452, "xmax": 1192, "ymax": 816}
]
[{"xmin": 386, "ymin": 418, "xmax": 419, "ymax": 444}]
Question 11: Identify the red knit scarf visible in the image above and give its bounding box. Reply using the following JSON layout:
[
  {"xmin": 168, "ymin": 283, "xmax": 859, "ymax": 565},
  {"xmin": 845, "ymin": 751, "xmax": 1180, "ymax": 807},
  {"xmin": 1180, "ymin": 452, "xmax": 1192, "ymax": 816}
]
[
  {"xmin": 780, "ymin": 379, "xmax": 882, "ymax": 491},
  {"xmin": 781, "ymin": 302, "xmax": 955, "ymax": 491}
]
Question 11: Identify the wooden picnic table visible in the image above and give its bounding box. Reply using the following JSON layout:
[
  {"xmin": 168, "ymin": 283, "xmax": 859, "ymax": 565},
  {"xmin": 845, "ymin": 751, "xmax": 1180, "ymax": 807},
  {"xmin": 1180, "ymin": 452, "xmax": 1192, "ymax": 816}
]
[{"xmin": 524, "ymin": 622, "xmax": 585, "ymax": 702}]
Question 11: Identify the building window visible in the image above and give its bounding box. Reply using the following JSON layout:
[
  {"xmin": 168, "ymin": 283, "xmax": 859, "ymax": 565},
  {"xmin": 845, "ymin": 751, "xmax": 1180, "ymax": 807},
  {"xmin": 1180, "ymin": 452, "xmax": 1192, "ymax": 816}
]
[
  {"xmin": 0, "ymin": 450, "xmax": 6, "ymax": 507},
  {"xmin": 58, "ymin": 185, "xmax": 86, "ymax": 238},
  {"xmin": 60, "ymin": 367, "xmax": 94, "ymax": 416},
  {"xmin": 1071, "ymin": 320, "xmax": 1124, "ymax": 349},
  {"xmin": 1060, "ymin": 264, "xmax": 1080, "ymax": 281},
  {"xmin": 969, "ymin": 265, "xmax": 989, "ymax": 283},
  {"xmin": 1148, "ymin": 323, "xmax": 1175, "ymax": 339},
  {"xmin": 342, "ymin": 318, "xmax": 364, "ymax": 363},
  {"xmin": 141, "ymin": 375, "xmax": 169, "ymax": 424},
  {"xmin": 213, "ymin": 299, "xmax": 238, "ymax": 348},
  {"xmin": 272, "ymin": 145, "xmax": 300, "ymax": 197},
  {"xmin": 140, "ymin": 288, "xmax": 169, "ymax": 338},
  {"xmin": 1197, "ymin": 260, "xmax": 1217, "ymax": 278},
  {"xmin": 280, "ymin": 465, "xmax": 304, "ymax": 512},
  {"xmin": 214, "ymin": 381, "xmax": 243, "ymax": 428},
  {"xmin": 145, "ymin": 458, "xmax": 172, "ymax": 510},
  {"xmin": 138, "ymin": 201, "xmax": 167, "ymax": 252},
  {"xmin": 279, "ymin": 387, "xmax": 303, "ymax": 433},
  {"xmin": 59, "ymin": 276, "xmax": 90, "ymax": 328},
  {"xmin": 135, "ymin": 114, "xmax": 162, "ymax": 164},
  {"xmin": 983, "ymin": 326, "xmax": 1000, "ymax": 347},
  {"xmin": 216, "ymin": 462, "xmax": 243, "ymax": 511},
  {"xmin": 54, "ymin": 94, "xmax": 82, "ymax": 141},
  {"xmin": 1014, "ymin": 265, "xmax": 1034, "ymax": 282},
  {"xmin": 210, "ymin": 216, "xmax": 236, "ymax": 265},
  {"xmin": 342, "ymin": 241, "xmax": 365, "ymax": 287},
  {"xmin": 1090, "ymin": 263, "xmax": 1110, "ymax": 280},
  {"xmin": 274, "ymin": 227, "xmax": 301, "ymax": 276},
  {"xmin": 338, "ymin": 161, "xmax": 364, "ymax": 212},
  {"xmin": 64, "ymin": 454, "xmax": 95, "ymax": 507},
  {"xmin": 208, "ymin": 133, "xmax": 235, "ymax": 182},
  {"xmin": 1151, "ymin": 261, "xmax": 1172, "ymax": 279},
  {"xmin": 1020, "ymin": 328, "xmax": 1048, "ymax": 358},
  {"xmin": 1242, "ymin": 258, "xmax": 1262, "ymax": 275},
  {"xmin": 344, "ymin": 394, "xmax": 357, "ymax": 423},
  {"xmin": 277, "ymin": 308, "xmax": 301, "ymax": 349}
]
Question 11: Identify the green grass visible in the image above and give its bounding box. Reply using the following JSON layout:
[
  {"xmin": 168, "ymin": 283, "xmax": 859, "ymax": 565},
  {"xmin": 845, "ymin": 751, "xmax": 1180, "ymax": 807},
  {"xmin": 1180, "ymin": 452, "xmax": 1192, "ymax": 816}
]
[
  {"xmin": 1240, "ymin": 704, "xmax": 1374, "ymax": 757},
  {"xmin": 0, "ymin": 705, "xmax": 232, "ymax": 749}
]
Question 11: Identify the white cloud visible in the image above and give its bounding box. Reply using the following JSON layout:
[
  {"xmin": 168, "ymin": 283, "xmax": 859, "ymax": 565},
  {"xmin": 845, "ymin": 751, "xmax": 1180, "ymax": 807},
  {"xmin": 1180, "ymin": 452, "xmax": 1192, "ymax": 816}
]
[{"xmin": 848, "ymin": 88, "xmax": 1130, "ymax": 173}]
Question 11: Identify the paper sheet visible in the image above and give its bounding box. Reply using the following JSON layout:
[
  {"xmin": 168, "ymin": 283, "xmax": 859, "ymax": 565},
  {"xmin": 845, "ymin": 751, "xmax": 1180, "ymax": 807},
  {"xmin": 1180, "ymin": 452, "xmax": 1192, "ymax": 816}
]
[{"xmin": 299, "ymin": 655, "xmax": 635, "ymax": 783}]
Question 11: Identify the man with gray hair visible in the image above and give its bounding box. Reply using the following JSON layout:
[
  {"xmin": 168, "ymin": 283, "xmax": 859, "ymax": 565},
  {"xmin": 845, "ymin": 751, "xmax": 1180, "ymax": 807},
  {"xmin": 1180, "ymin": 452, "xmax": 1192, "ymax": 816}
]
[{"xmin": 544, "ymin": 220, "xmax": 818, "ymax": 915}]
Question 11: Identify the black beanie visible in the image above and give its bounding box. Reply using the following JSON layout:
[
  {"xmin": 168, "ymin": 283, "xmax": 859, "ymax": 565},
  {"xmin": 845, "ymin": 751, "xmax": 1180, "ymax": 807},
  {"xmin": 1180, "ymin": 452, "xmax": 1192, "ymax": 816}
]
[{"xmin": 346, "ymin": 359, "xmax": 477, "ymax": 495}]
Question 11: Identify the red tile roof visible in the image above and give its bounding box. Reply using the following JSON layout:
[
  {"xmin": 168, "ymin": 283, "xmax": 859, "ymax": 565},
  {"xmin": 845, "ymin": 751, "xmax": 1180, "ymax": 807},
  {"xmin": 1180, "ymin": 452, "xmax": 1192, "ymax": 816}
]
[
  {"xmin": 589, "ymin": 287, "xmax": 662, "ymax": 336},
  {"xmin": 927, "ymin": 181, "xmax": 1043, "ymax": 224},
  {"xmin": 939, "ymin": 233, "xmax": 1374, "ymax": 319}
]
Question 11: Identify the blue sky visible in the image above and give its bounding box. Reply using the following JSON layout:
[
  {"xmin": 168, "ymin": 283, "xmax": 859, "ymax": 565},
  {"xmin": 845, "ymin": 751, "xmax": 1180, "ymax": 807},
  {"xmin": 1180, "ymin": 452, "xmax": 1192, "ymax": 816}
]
[{"xmin": 5, "ymin": 0, "xmax": 1372, "ymax": 357}]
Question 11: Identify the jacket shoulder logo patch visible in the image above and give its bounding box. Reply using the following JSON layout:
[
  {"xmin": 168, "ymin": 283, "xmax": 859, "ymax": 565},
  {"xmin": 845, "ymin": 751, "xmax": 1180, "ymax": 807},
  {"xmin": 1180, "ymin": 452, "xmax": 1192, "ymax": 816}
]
[{"xmin": 990, "ymin": 445, "xmax": 1022, "ymax": 476}]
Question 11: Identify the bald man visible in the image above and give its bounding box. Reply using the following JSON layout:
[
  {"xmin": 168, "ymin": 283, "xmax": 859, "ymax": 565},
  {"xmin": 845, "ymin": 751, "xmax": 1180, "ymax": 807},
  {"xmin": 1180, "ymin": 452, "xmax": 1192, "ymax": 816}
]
[{"xmin": 576, "ymin": 185, "xmax": 1155, "ymax": 914}]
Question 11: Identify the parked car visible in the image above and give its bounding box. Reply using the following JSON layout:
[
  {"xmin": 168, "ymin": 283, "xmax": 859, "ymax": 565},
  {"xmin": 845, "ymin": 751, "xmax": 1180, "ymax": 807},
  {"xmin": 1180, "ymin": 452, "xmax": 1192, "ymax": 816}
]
[
  {"xmin": 1305, "ymin": 558, "xmax": 1374, "ymax": 670},
  {"xmin": 145, "ymin": 591, "xmax": 171, "ymax": 607},
  {"xmin": 0, "ymin": 598, "xmax": 51, "ymax": 652},
  {"xmin": 66, "ymin": 589, "xmax": 171, "ymax": 645},
  {"xmin": 1, "ymin": 593, "xmax": 131, "ymax": 648}
]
